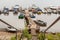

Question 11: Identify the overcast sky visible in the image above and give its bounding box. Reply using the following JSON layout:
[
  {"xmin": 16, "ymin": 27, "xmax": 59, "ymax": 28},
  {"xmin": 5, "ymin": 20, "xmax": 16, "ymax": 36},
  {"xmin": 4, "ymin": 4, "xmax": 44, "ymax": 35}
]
[{"xmin": 0, "ymin": 0, "xmax": 60, "ymax": 9}]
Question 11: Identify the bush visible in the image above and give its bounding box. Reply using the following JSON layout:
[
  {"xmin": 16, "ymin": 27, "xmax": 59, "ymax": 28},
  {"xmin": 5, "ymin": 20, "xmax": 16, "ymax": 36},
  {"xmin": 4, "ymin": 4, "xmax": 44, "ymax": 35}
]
[
  {"xmin": 47, "ymin": 34, "xmax": 54, "ymax": 40},
  {"xmin": 23, "ymin": 27, "xmax": 29, "ymax": 37},
  {"xmin": 10, "ymin": 35, "xmax": 21, "ymax": 40},
  {"xmin": 10, "ymin": 36, "xmax": 16, "ymax": 40},
  {"xmin": 37, "ymin": 33, "xmax": 45, "ymax": 40},
  {"xmin": 27, "ymin": 34, "xmax": 32, "ymax": 40},
  {"xmin": 56, "ymin": 33, "xmax": 60, "ymax": 39},
  {"xmin": 17, "ymin": 34, "xmax": 21, "ymax": 40},
  {"xmin": 23, "ymin": 27, "xmax": 32, "ymax": 40}
]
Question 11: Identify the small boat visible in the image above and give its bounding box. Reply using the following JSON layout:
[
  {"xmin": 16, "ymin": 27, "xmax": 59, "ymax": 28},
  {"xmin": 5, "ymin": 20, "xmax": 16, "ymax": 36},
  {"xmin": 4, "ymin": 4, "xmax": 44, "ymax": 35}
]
[
  {"xmin": 6, "ymin": 27, "xmax": 16, "ymax": 32},
  {"xmin": 29, "ymin": 14, "xmax": 35, "ymax": 18},
  {"xmin": 18, "ymin": 13, "xmax": 25, "ymax": 19},
  {"xmin": 13, "ymin": 5, "xmax": 20, "ymax": 15},
  {"xmin": 13, "ymin": 8, "xmax": 18, "ymax": 15},
  {"xmin": 3, "ymin": 7, "xmax": 9, "ymax": 15},
  {"xmin": 13, "ymin": 5, "xmax": 19, "ymax": 11},
  {"xmin": 34, "ymin": 20, "xmax": 47, "ymax": 26}
]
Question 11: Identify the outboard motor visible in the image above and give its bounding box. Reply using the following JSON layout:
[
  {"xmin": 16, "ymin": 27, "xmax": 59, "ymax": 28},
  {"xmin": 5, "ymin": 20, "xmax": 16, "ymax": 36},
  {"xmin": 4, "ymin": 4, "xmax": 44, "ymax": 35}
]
[
  {"xmin": 58, "ymin": 10, "xmax": 60, "ymax": 14},
  {"xmin": 0, "ymin": 10, "xmax": 1, "ymax": 15}
]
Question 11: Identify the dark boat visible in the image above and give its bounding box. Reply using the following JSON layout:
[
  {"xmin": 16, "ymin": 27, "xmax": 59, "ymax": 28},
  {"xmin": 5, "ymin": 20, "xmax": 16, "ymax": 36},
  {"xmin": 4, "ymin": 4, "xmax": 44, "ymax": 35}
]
[
  {"xmin": 18, "ymin": 13, "xmax": 25, "ymax": 19},
  {"xmin": 29, "ymin": 14, "xmax": 35, "ymax": 18},
  {"xmin": 34, "ymin": 20, "xmax": 47, "ymax": 26}
]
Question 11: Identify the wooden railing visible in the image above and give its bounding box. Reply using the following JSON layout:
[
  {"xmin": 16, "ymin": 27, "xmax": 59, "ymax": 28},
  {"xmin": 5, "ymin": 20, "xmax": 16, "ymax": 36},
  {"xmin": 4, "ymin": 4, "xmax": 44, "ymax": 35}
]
[
  {"xmin": 44, "ymin": 16, "xmax": 60, "ymax": 32},
  {"xmin": 0, "ymin": 19, "xmax": 18, "ymax": 30}
]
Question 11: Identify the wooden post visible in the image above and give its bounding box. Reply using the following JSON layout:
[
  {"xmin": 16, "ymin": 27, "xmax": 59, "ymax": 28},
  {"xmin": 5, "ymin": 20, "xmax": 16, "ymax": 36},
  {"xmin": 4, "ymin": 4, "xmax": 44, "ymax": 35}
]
[{"xmin": 25, "ymin": 10, "xmax": 38, "ymax": 40}]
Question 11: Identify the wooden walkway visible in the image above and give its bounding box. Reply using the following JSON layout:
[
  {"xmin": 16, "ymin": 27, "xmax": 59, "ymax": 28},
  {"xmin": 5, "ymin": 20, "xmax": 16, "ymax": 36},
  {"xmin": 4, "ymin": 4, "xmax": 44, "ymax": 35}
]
[{"xmin": 25, "ymin": 10, "xmax": 38, "ymax": 40}]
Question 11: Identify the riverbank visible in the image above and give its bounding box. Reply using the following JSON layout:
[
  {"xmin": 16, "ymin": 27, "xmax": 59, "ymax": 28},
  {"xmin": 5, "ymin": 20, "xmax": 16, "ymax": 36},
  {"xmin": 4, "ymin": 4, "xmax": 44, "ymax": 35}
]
[{"xmin": 0, "ymin": 31, "xmax": 21, "ymax": 40}]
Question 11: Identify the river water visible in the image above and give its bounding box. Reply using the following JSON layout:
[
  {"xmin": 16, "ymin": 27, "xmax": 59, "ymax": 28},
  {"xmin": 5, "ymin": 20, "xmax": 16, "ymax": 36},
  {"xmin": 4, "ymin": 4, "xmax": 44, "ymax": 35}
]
[
  {"xmin": 33, "ymin": 13, "xmax": 60, "ymax": 32},
  {"xmin": 0, "ymin": 12, "xmax": 25, "ymax": 30},
  {"xmin": 0, "ymin": 12, "xmax": 60, "ymax": 32}
]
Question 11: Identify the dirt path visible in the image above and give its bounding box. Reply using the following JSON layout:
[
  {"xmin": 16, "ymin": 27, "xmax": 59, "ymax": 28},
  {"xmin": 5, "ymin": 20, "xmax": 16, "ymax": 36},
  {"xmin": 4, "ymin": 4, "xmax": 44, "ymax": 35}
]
[{"xmin": 0, "ymin": 31, "xmax": 21, "ymax": 40}]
